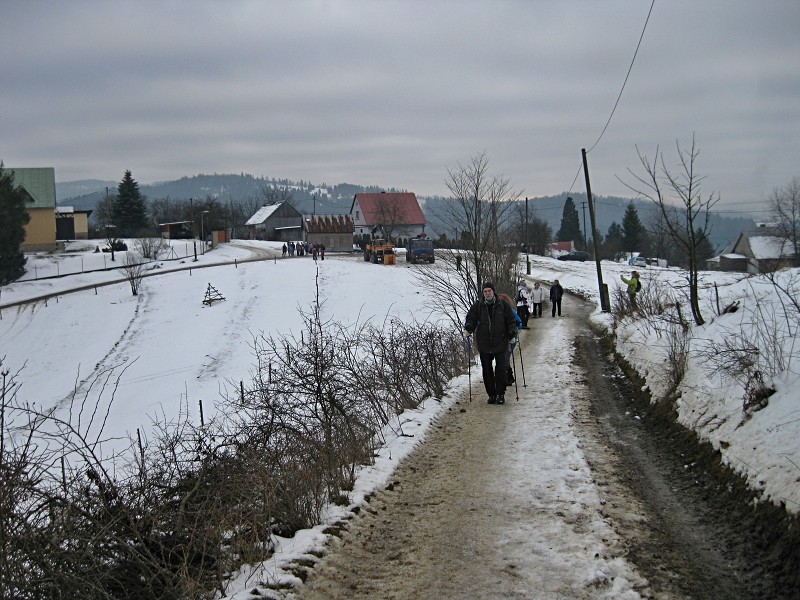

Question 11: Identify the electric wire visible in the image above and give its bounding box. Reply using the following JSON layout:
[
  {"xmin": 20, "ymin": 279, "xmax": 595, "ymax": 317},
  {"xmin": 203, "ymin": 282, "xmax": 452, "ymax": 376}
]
[{"xmin": 563, "ymin": 0, "xmax": 656, "ymax": 198}]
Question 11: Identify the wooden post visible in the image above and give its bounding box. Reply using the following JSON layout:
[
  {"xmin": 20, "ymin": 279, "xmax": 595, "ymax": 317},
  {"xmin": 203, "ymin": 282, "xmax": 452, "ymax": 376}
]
[{"xmin": 582, "ymin": 148, "xmax": 610, "ymax": 312}]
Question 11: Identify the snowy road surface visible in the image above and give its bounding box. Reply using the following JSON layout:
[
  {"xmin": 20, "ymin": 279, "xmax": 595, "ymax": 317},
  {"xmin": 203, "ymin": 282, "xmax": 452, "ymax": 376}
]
[{"xmin": 289, "ymin": 303, "xmax": 647, "ymax": 599}]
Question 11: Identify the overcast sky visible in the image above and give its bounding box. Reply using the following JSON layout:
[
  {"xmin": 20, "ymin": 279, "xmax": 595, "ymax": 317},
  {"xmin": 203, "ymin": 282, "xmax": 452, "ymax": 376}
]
[{"xmin": 2, "ymin": 1, "xmax": 798, "ymax": 215}]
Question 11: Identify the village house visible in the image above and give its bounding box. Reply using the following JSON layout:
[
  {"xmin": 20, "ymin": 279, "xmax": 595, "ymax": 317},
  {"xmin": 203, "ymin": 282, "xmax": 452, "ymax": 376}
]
[
  {"xmin": 245, "ymin": 202, "xmax": 303, "ymax": 242},
  {"xmin": 7, "ymin": 167, "xmax": 58, "ymax": 252},
  {"xmin": 350, "ymin": 192, "xmax": 426, "ymax": 247},
  {"xmin": 709, "ymin": 228, "xmax": 798, "ymax": 273},
  {"xmin": 304, "ymin": 214, "xmax": 354, "ymax": 252}
]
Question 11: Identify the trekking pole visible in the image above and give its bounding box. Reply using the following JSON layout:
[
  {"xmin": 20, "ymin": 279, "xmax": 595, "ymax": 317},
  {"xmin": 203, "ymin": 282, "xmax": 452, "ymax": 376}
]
[
  {"xmin": 511, "ymin": 348, "xmax": 520, "ymax": 401},
  {"xmin": 466, "ymin": 335, "xmax": 473, "ymax": 402},
  {"xmin": 517, "ymin": 336, "xmax": 527, "ymax": 388}
]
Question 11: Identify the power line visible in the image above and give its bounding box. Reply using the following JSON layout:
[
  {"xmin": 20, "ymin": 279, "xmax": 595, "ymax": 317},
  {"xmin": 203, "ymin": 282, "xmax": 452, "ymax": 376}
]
[
  {"xmin": 586, "ymin": 0, "xmax": 655, "ymax": 155},
  {"xmin": 566, "ymin": 0, "xmax": 656, "ymax": 198}
]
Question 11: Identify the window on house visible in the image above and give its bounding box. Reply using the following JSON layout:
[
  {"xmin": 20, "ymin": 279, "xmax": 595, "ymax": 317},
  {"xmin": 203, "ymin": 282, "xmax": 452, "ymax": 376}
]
[{"xmin": 356, "ymin": 210, "xmax": 360, "ymax": 220}]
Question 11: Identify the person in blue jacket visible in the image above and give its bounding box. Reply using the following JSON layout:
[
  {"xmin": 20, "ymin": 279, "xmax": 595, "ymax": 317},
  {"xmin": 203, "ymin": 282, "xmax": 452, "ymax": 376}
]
[
  {"xmin": 498, "ymin": 293, "xmax": 524, "ymax": 385},
  {"xmin": 464, "ymin": 281, "xmax": 517, "ymax": 405}
]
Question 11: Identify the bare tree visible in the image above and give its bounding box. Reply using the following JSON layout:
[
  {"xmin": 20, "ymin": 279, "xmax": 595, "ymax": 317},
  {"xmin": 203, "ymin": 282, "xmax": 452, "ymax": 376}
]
[
  {"xmin": 119, "ymin": 253, "xmax": 146, "ymax": 295},
  {"xmin": 622, "ymin": 135, "xmax": 719, "ymax": 325},
  {"xmin": 768, "ymin": 176, "xmax": 800, "ymax": 264},
  {"xmin": 441, "ymin": 152, "xmax": 520, "ymax": 298},
  {"xmin": 372, "ymin": 195, "xmax": 405, "ymax": 242},
  {"xmin": 261, "ymin": 185, "xmax": 293, "ymax": 207}
]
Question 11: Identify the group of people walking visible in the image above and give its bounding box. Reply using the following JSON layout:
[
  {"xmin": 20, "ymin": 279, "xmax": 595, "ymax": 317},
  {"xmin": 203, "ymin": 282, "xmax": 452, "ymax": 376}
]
[
  {"xmin": 464, "ymin": 271, "xmax": 642, "ymax": 405},
  {"xmin": 282, "ymin": 241, "xmax": 325, "ymax": 260},
  {"xmin": 464, "ymin": 278, "xmax": 562, "ymax": 405}
]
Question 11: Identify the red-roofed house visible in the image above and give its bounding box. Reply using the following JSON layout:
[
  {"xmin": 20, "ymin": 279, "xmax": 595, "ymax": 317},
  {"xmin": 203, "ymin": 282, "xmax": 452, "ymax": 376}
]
[{"xmin": 350, "ymin": 192, "xmax": 426, "ymax": 246}]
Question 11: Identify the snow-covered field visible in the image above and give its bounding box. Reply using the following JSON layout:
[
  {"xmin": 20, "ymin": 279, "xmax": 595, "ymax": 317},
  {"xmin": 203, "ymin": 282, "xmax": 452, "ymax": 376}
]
[{"xmin": 2, "ymin": 241, "xmax": 798, "ymax": 596}]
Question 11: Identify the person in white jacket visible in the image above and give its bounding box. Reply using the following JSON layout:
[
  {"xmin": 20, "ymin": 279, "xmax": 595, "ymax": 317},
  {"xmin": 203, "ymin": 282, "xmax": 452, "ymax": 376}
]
[
  {"xmin": 515, "ymin": 282, "xmax": 530, "ymax": 328},
  {"xmin": 530, "ymin": 281, "xmax": 545, "ymax": 318}
]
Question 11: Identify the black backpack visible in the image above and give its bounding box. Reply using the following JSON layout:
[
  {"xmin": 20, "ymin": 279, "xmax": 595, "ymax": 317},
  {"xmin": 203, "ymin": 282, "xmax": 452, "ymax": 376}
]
[{"xmin": 636, "ymin": 278, "xmax": 642, "ymax": 292}]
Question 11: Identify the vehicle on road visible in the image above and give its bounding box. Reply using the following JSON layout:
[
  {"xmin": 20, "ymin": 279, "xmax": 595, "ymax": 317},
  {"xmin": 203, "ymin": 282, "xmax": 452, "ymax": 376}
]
[
  {"xmin": 557, "ymin": 251, "xmax": 589, "ymax": 262},
  {"xmin": 405, "ymin": 238, "xmax": 435, "ymax": 264},
  {"xmin": 364, "ymin": 239, "xmax": 396, "ymax": 264}
]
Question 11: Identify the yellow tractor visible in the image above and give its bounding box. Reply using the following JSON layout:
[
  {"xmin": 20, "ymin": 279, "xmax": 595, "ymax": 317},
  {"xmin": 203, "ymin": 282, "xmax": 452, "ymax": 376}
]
[{"xmin": 363, "ymin": 238, "xmax": 396, "ymax": 265}]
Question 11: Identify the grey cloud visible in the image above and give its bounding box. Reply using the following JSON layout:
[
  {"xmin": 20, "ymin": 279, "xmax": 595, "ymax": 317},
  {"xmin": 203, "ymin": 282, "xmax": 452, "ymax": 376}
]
[{"xmin": 1, "ymin": 0, "xmax": 798, "ymax": 207}]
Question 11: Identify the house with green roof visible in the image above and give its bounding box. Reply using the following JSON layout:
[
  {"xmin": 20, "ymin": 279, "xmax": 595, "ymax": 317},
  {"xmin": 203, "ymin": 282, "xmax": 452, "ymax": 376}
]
[{"xmin": 8, "ymin": 167, "xmax": 57, "ymax": 251}]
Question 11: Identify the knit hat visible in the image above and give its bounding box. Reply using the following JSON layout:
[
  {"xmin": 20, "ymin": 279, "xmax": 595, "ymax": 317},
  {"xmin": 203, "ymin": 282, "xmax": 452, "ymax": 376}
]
[{"xmin": 482, "ymin": 281, "xmax": 495, "ymax": 292}]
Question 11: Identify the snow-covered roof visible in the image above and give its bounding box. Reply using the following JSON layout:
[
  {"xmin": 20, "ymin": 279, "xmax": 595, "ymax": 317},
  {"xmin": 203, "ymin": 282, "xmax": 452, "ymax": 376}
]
[
  {"xmin": 749, "ymin": 235, "xmax": 793, "ymax": 260},
  {"xmin": 721, "ymin": 253, "xmax": 748, "ymax": 259},
  {"xmin": 245, "ymin": 204, "xmax": 282, "ymax": 226}
]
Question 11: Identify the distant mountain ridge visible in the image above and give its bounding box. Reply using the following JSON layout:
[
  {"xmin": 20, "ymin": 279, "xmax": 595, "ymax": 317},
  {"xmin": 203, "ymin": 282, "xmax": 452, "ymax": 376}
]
[{"xmin": 57, "ymin": 173, "xmax": 754, "ymax": 251}]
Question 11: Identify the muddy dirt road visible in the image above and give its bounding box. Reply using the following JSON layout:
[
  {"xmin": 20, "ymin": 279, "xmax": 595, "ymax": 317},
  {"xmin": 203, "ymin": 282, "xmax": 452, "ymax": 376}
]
[{"xmin": 285, "ymin": 297, "xmax": 795, "ymax": 600}]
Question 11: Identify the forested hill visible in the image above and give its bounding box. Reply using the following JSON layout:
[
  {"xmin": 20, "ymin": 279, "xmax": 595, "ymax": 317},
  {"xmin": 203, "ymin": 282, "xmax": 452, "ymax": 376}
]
[
  {"xmin": 58, "ymin": 174, "xmax": 753, "ymax": 251},
  {"xmin": 57, "ymin": 174, "xmax": 405, "ymax": 217},
  {"xmin": 423, "ymin": 193, "xmax": 754, "ymax": 253}
]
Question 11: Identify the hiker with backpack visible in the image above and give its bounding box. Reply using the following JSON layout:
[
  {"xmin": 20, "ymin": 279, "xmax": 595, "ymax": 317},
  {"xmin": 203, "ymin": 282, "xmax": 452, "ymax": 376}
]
[
  {"xmin": 621, "ymin": 270, "xmax": 642, "ymax": 310},
  {"xmin": 498, "ymin": 293, "xmax": 524, "ymax": 385},
  {"xmin": 464, "ymin": 281, "xmax": 517, "ymax": 405},
  {"xmin": 516, "ymin": 282, "xmax": 530, "ymax": 328}
]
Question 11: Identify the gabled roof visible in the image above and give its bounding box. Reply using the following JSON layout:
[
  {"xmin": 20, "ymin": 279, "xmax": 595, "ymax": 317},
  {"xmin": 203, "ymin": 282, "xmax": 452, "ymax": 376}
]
[
  {"xmin": 351, "ymin": 193, "xmax": 426, "ymax": 226},
  {"xmin": 7, "ymin": 167, "xmax": 56, "ymax": 209},
  {"xmin": 733, "ymin": 230, "xmax": 795, "ymax": 260},
  {"xmin": 305, "ymin": 214, "xmax": 354, "ymax": 234},
  {"xmin": 748, "ymin": 235, "xmax": 793, "ymax": 260},
  {"xmin": 245, "ymin": 203, "xmax": 282, "ymax": 226}
]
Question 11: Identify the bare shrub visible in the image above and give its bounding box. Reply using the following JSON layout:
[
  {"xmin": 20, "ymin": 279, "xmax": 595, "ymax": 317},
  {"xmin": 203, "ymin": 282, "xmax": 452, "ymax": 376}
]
[
  {"xmin": 696, "ymin": 279, "xmax": 792, "ymax": 415},
  {"xmin": 611, "ymin": 277, "xmax": 692, "ymax": 395},
  {"xmin": 134, "ymin": 237, "xmax": 169, "ymax": 260},
  {"xmin": 118, "ymin": 252, "xmax": 146, "ymax": 295},
  {"xmin": 1, "ymin": 289, "xmax": 466, "ymax": 598}
]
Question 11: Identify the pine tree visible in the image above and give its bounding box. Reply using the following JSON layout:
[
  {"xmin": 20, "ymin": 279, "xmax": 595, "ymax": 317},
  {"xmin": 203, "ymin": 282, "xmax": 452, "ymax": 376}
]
[
  {"xmin": 113, "ymin": 170, "xmax": 148, "ymax": 237},
  {"xmin": 0, "ymin": 164, "xmax": 31, "ymax": 284},
  {"xmin": 621, "ymin": 201, "xmax": 647, "ymax": 254},
  {"xmin": 602, "ymin": 221, "xmax": 624, "ymax": 260},
  {"xmin": 556, "ymin": 196, "xmax": 582, "ymax": 244}
]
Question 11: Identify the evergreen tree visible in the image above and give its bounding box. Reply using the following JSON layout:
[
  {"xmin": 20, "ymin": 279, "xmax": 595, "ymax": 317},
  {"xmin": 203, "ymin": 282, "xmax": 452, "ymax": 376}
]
[
  {"xmin": 602, "ymin": 221, "xmax": 624, "ymax": 260},
  {"xmin": 113, "ymin": 170, "xmax": 148, "ymax": 236},
  {"xmin": 556, "ymin": 196, "xmax": 582, "ymax": 244},
  {"xmin": 621, "ymin": 201, "xmax": 647, "ymax": 254},
  {"xmin": 0, "ymin": 164, "xmax": 31, "ymax": 284}
]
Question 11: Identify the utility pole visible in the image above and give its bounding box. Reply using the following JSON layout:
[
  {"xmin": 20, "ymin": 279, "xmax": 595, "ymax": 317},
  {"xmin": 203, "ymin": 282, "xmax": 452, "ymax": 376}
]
[
  {"xmin": 580, "ymin": 200, "xmax": 587, "ymax": 251},
  {"xmin": 582, "ymin": 149, "xmax": 610, "ymax": 312},
  {"xmin": 525, "ymin": 197, "xmax": 530, "ymax": 275}
]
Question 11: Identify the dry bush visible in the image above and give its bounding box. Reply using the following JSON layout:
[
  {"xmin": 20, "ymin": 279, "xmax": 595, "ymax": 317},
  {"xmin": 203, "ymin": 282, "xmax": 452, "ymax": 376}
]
[
  {"xmin": 611, "ymin": 277, "xmax": 692, "ymax": 394},
  {"xmin": 1, "ymin": 294, "xmax": 466, "ymax": 598},
  {"xmin": 118, "ymin": 252, "xmax": 147, "ymax": 296},
  {"xmin": 695, "ymin": 273, "xmax": 800, "ymax": 416},
  {"xmin": 134, "ymin": 237, "xmax": 169, "ymax": 260}
]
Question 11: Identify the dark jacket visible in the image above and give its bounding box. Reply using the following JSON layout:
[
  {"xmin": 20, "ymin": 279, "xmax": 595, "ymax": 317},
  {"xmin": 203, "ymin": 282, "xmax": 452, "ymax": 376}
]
[
  {"xmin": 464, "ymin": 296, "xmax": 516, "ymax": 354},
  {"xmin": 549, "ymin": 284, "xmax": 564, "ymax": 301}
]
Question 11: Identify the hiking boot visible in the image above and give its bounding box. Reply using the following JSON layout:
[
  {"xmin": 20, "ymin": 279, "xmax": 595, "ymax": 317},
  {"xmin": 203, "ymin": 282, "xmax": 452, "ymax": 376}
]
[
  {"xmin": 496, "ymin": 394, "xmax": 505, "ymax": 404},
  {"xmin": 487, "ymin": 396, "xmax": 496, "ymax": 404}
]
